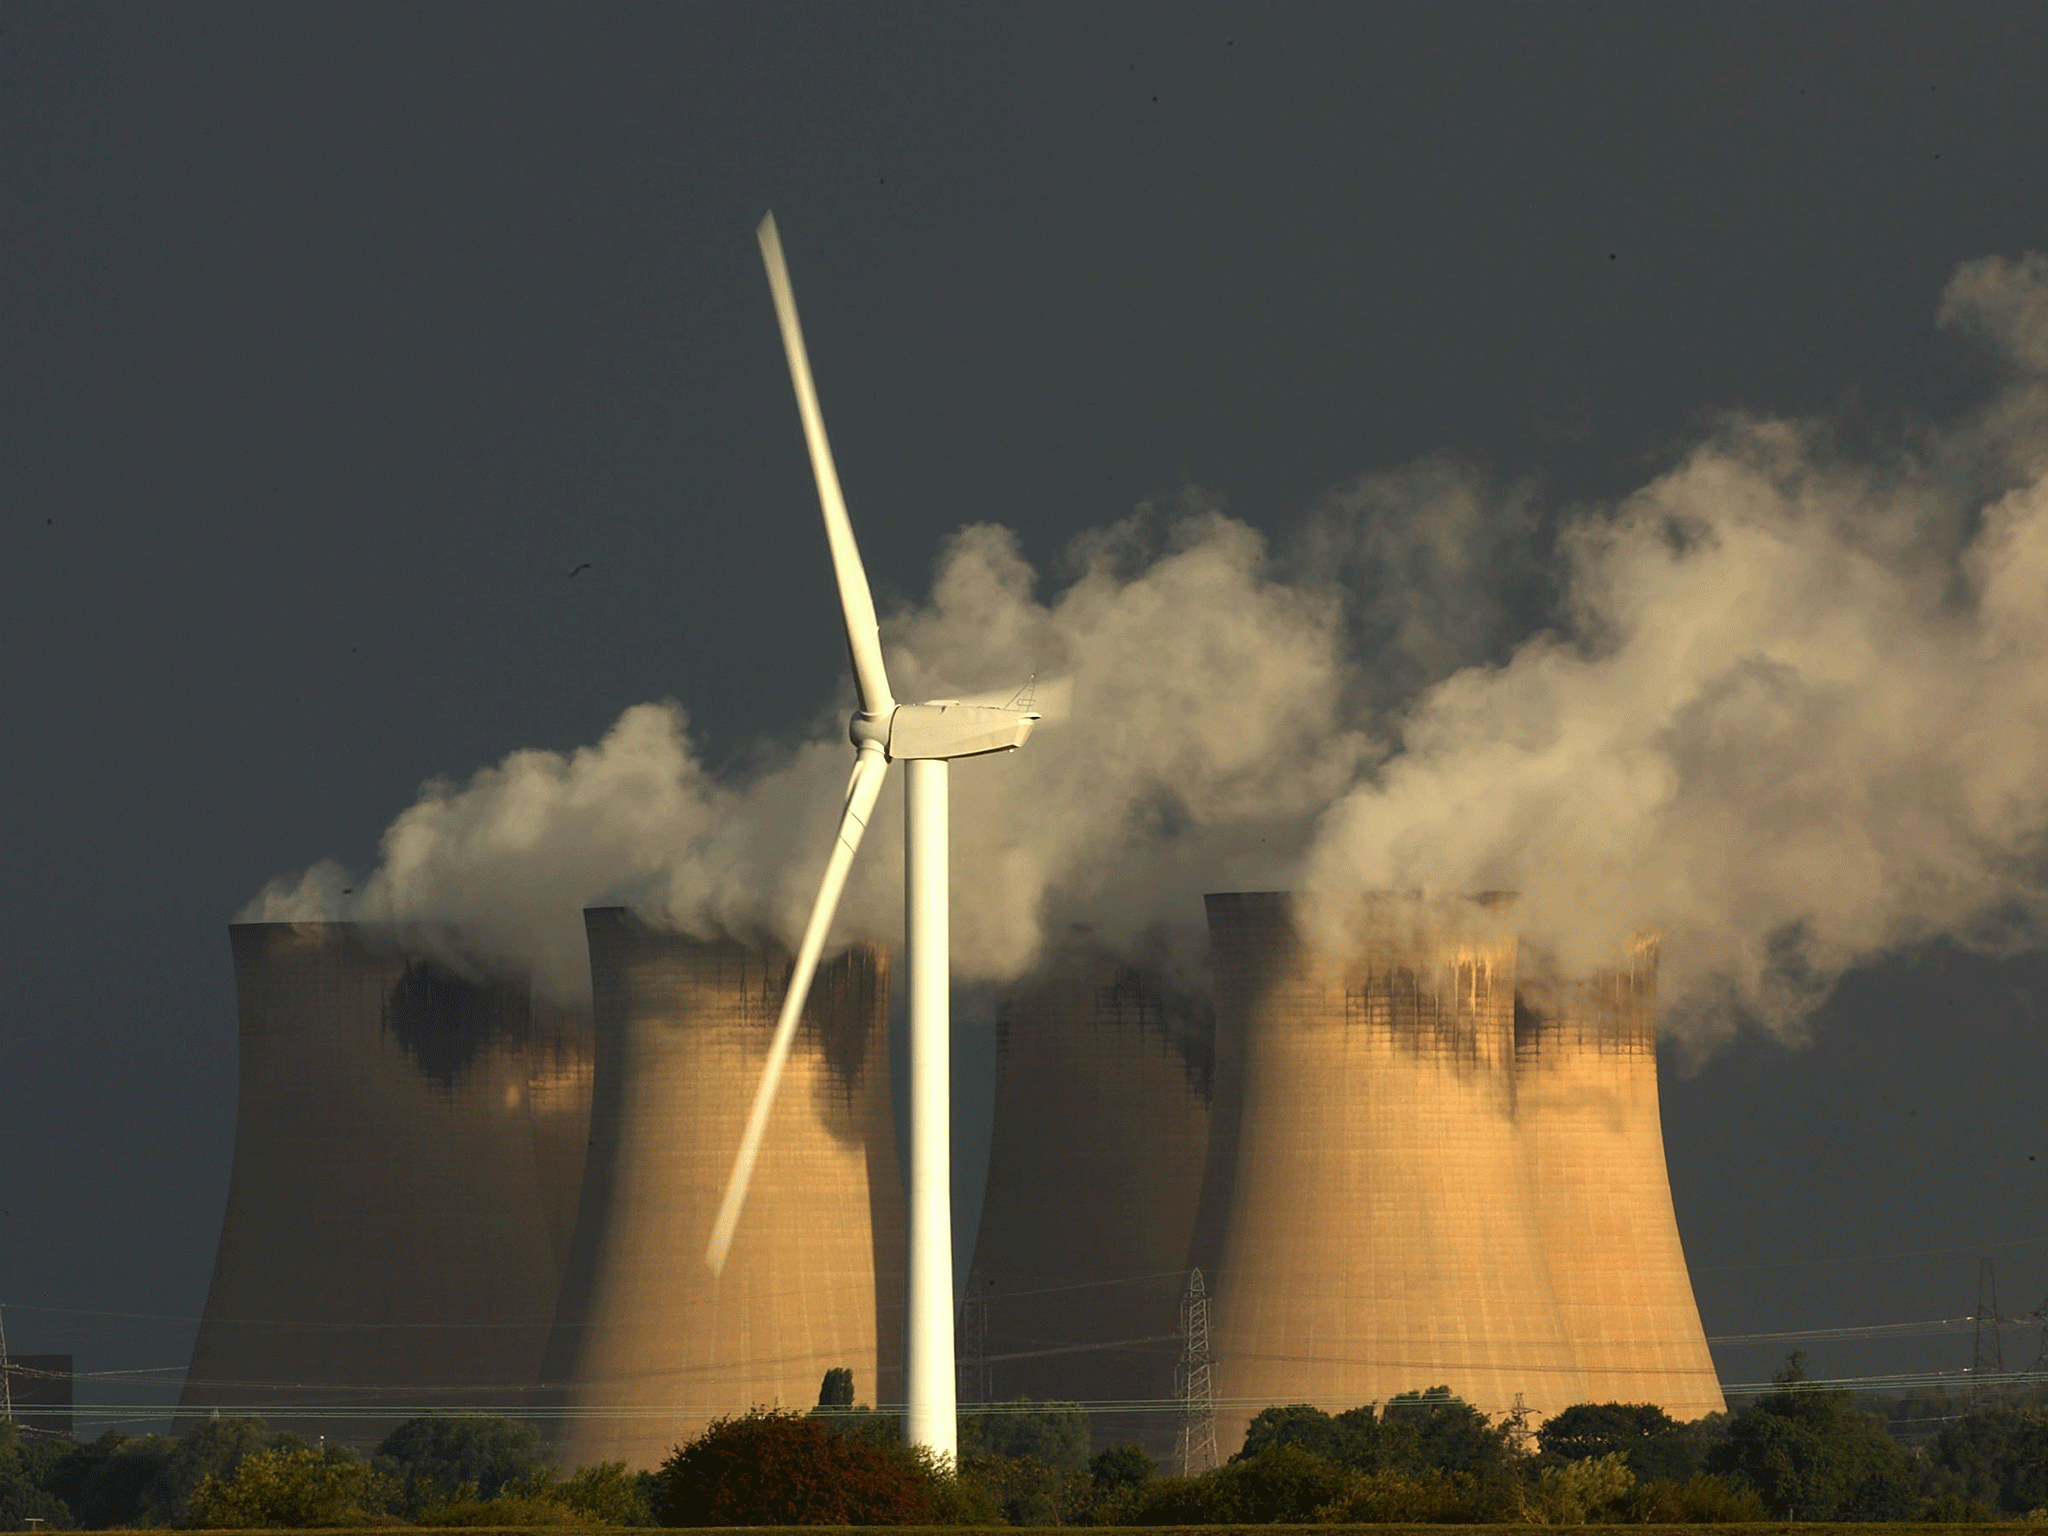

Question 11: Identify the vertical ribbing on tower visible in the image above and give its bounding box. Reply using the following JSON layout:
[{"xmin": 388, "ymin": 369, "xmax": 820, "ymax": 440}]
[
  {"xmin": 1970, "ymin": 1257, "xmax": 2003, "ymax": 1395},
  {"xmin": 1175, "ymin": 1268, "xmax": 1217, "ymax": 1475}
]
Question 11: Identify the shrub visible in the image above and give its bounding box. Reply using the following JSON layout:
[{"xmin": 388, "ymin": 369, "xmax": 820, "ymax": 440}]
[
  {"xmin": 1124, "ymin": 1443, "xmax": 1356, "ymax": 1524},
  {"xmin": 1309, "ymin": 1468, "xmax": 1470, "ymax": 1523},
  {"xmin": 556, "ymin": 1460, "xmax": 659, "ymax": 1525},
  {"xmin": 182, "ymin": 1444, "xmax": 377, "ymax": 1528},
  {"xmin": 1707, "ymin": 1383, "xmax": 1916, "ymax": 1520},
  {"xmin": 1919, "ymin": 1405, "xmax": 2048, "ymax": 1513},
  {"xmin": 1531, "ymin": 1450, "xmax": 1635, "ymax": 1524},
  {"xmin": 956, "ymin": 1453, "xmax": 1090, "ymax": 1526},
  {"xmin": 373, "ymin": 1413, "xmax": 550, "ymax": 1504},
  {"xmin": 958, "ymin": 1400, "xmax": 1092, "ymax": 1472},
  {"xmin": 1921, "ymin": 1491, "xmax": 2000, "ymax": 1522},
  {"xmin": 656, "ymin": 1408, "xmax": 938, "ymax": 1525},
  {"xmin": 1612, "ymin": 1470, "xmax": 1767, "ymax": 1523}
]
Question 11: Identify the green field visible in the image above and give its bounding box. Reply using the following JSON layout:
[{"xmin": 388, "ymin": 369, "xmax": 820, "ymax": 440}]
[{"xmin": 173, "ymin": 1525, "xmax": 2048, "ymax": 1535}]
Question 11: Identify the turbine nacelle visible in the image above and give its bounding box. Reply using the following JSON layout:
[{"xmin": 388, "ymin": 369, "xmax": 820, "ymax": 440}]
[{"xmin": 864, "ymin": 699, "xmax": 1040, "ymax": 762}]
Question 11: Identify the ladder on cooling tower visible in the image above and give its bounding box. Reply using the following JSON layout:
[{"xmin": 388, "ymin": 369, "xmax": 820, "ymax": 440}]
[{"xmin": 1175, "ymin": 1268, "xmax": 1218, "ymax": 1475}]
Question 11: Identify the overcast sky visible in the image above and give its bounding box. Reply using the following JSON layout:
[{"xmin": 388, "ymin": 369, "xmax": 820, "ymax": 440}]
[{"xmin": 6, "ymin": 2, "xmax": 2048, "ymax": 1431}]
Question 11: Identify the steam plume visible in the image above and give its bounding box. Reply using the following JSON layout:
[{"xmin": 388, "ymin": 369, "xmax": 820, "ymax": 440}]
[{"xmin": 246, "ymin": 255, "xmax": 2048, "ymax": 1046}]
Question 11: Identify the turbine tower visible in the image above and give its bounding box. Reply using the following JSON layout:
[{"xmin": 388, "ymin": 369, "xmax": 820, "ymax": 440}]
[{"xmin": 704, "ymin": 213, "xmax": 1042, "ymax": 1459}]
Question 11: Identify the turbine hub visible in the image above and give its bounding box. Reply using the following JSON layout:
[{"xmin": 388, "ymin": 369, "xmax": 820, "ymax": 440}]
[{"xmin": 849, "ymin": 712, "xmax": 891, "ymax": 754}]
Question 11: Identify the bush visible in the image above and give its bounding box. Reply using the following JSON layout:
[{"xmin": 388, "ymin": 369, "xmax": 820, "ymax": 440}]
[
  {"xmin": 1381, "ymin": 1386, "xmax": 1515, "ymax": 1478},
  {"xmin": 1616, "ymin": 1471, "xmax": 1768, "ymax": 1523},
  {"xmin": 656, "ymin": 1408, "xmax": 938, "ymax": 1525},
  {"xmin": 1919, "ymin": 1405, "xmax": 2048, "ymax": 1514},
  {"xmin": 1307, "ymin": 1468, "xmax": 1471, "ymax": 1523},
  {"xmin": 1708, "ymin": 1383, "xmax": 1916, "ymax": 1520},
  {"xmin": 0, "ymin": 1425, "xmax": 75, "ymax": 1531},
  {"xmin": 956, "ymin": 1453, "xmax": 1089, "ymax": 1526},
  {"xmin": 958, "ymin": 1400, "xmax": 1091, "ymax": 1473},
  {"xmin": 1537, "ymin": 1400, "xmax": 1710, "ymax": 1483},
  {"xmin": 1921, "ymin": 1491, "xmax": 2001, "ymax": 1522},
  {"xmin": 182, "ymin": 1444, "xmax": 377, "ymax": 1529},
  {"xmin": 1124, "ymin": 1443, "xmax": 1357, "ymax": 1524},
  {"xmin": 373, "ymin": 1413, "xmax": 550, "ymax": 1504},
  {"xmin": 556, "ymin": 1460, "xmax": 659, "ymax": 1525},
  {"xmin": 1531, "ymin": 1450, "xmax": 1635, "ymax": 1524}
]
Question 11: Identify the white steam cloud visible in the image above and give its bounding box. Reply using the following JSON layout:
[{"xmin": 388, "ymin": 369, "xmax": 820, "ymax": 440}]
[{"xmin": 246, "ymin": 255, "xmax": 2048, "ymax": 1047}]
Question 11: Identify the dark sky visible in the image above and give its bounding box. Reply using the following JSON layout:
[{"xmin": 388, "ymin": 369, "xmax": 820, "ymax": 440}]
[{"xmin": 5, "ymin": 2, "xmax": 2047, "ymax": 1429}]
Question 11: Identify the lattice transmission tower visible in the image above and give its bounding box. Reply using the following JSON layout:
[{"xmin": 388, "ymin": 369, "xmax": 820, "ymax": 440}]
[
  {"xmin": 2027, "ymin": 1273, "xmax": 2048, "ymax": 1378},
  {"xmin": 1175, "ymin": 1267, "xmax": 1218, "ymax": 1475},
  {"xmin": 1970, "ymin": 1257, "xmax": 2003, "ymax": 1398},
  {"xmin": 0, "ymin": 1299, "xmax": 13, "ymax": 1426}
]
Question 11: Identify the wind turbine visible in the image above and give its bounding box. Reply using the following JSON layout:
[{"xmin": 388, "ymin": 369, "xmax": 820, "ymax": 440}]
[{"xmin": 703, "ymin": 213, "xmax": 1041, "ymax": 1459}]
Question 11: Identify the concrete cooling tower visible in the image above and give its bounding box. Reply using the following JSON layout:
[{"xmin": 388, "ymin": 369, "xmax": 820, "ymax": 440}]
[
  {"xmin": 1514, "ymin": 940, "xmax": 1724, "ymax": 1419},
  {"xmin": 962, "ymin": 944, "xmax": 1218, "ymax": 1460},
  {"xmin": 1206, "ymin": 892, "xmax": 1586, "ymax": 1452},
  {"xmin": 180, "ymin": 922, "xmax": 593, "ymax": 1446},
  {"xmin": 542, "ymin": 909, "xmax": 904, "ymax": 1471}
]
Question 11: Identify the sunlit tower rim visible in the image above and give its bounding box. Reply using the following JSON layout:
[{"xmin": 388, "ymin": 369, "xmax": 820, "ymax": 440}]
[{"xmin": 705, "ymin": 213, "xmax": 1045, "ymax": 1459}]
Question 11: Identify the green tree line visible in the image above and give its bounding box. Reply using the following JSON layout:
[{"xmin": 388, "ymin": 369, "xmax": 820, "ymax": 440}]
[
  {"xmin": 652, "ymin": 1362, "xmax": 2048, "ymax": 1526},
  {"xmin": 6, "ymin": 1359, "xmax": 2047, "ymax": 1528},
  {"xmin": 0, "ymin": 1412, "xmax": 657, "ymax": 1530}
]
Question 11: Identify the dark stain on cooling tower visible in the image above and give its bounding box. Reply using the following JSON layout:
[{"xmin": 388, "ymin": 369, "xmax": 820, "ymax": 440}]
[
  {"xmin": 799, "ymin": 943, "xmax": 886, "ymax": 1099},
  {"xmin": 382, "ymin": 959, "xmax": 533, "ymax": 1090},
  {"xmin": 1343, "ymin": 961, "xmax": 1497, "ymax": 1069},
  {"xmin": 1514, "ymin": 937, "xmax": 1660, "ymax": 1057}
]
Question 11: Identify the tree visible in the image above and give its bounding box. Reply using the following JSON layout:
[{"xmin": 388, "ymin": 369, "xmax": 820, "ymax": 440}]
[
  {"xmin": 554, "ymin": 1460, "xmax": 659, "ymax": 1526},
  {"xmin": 1234, "ymin": 1404, "xmax": 1348, "ymax": 1464},
  {"xmin": 1531, "ymin": 1450, "xmax": 1636, "ymax": 1523},
  {"xmin": 815, "ymin": 1368, "xmax": 854, "ymax": 1409},
  {"xmin": 0, "ymin": 1425, "xmax": 74, "ymax": 1531},
  {"xmin": 655, "ymin": 1409, "xmax": 937, "ymax": 1526},
  {"xmin": 957, "ymin": 1399, "xmax": 1091, "ymax": 1472},
  {"xmin": 1707, "ymin": 1382, "xmax": 1916, "ymax": 1520},
  {"xmin": 955, "ymin": 1452, "xmax": 1087, "ymax": 1527},
  {"xmin": 1128, "ymin": 1442, "xmax": 1359, "ymax": 1524},
  {"xmin": 1233, "ymin": 1398, "xmax": 1461, "ymax": 1476},
  {"xmin": 1537, "ymin": 1401, "xmax": 1700, "ymax": 1482},
  {"xmin": 373, "ymin": 1414, "xmax": 550, "ymax": 1503},
  {"xmin": 1089, "ymin": 1443, "xmax": 1154, "ymax": 1495},
  {"xmin": 147, "ymin": 1416, "xmax": 274, "ymax": 1525},
  {"xmin": 1919, "ymin": 1406, "xmax": 2048, "ymax": 1515},
  {"xmin": 39, "ymin": 1431, "xmax": 179, "ymax": 1530},
  {"xmin": 1382, "ymin": 1386, "xmax": 1514, "ymax": 1477},
  {"xmin": 182, "ymin": 1444, "xmax": 376, "ymax": 1529}
]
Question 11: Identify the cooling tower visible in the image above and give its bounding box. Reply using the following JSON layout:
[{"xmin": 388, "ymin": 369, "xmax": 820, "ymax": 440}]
[
  {"xmin": 180, "ymin": 922, "xmax": 593, "ymax": 1446},
  {"xmin": 962, "ymin": 944, "xmax": 1217, "ymax": 1460},
  {"xmin": 542, "ymin": 909, "xmax": 904, "ymax": 1471},
  {"xmin": 1206, "ymin": 892, "xmax": 1585, "ymax": 1453},
  {"xmin": 1513, "ymin": 940, "xmax": 1725, "ymax": 1419}
]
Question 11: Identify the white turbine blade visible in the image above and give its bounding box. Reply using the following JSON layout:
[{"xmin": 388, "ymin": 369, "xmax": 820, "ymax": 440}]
[
  {"xmin": 705, "ymin": 744, "xmax": 891, "ymax": 1274},
  {"xmin": 757, "ymin": 213, "xmax": 896, "ymax": 720}
]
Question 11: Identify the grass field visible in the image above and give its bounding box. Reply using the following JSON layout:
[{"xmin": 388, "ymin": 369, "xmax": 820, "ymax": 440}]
[{"xmin": 174, "ymin": 1524, "xmax": 2048, "ymax": 1535}]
